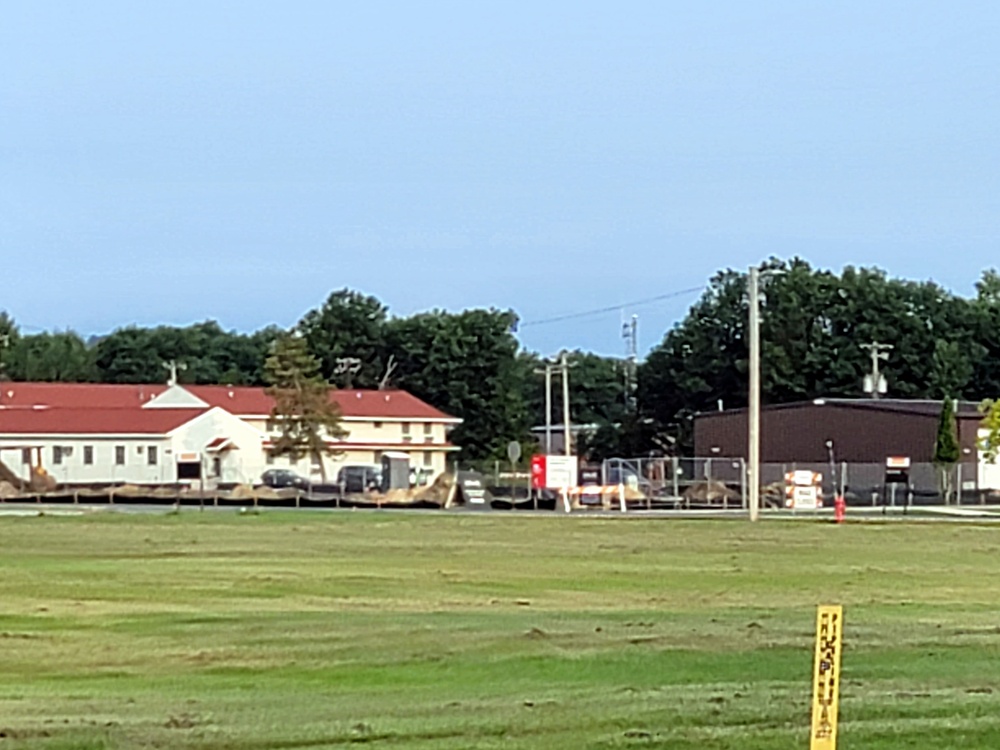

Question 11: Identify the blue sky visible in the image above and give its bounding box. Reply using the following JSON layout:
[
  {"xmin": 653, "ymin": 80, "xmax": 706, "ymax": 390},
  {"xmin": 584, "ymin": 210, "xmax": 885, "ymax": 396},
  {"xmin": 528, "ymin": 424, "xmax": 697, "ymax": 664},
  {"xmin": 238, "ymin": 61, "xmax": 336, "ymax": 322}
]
[{"xmin": 3, "ymin": 2, "xmax": 999, "ymax": 357}]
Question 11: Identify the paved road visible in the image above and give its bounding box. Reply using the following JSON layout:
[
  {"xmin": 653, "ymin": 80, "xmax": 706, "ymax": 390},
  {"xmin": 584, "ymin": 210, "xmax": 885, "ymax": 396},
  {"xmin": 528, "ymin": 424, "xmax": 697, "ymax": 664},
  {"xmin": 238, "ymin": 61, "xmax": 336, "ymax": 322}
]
[{"xmin": 2, "ymin": 503, "xmax": 1000, "ymax": 522}]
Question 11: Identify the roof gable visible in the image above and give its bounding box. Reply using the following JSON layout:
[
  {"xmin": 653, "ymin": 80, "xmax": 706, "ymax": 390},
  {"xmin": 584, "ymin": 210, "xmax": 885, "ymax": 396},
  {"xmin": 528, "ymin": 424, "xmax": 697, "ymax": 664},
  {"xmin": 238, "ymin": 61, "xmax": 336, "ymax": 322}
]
[{"xmin": 143, "ymin": 385, "xmax": 209, "ymax": 409}]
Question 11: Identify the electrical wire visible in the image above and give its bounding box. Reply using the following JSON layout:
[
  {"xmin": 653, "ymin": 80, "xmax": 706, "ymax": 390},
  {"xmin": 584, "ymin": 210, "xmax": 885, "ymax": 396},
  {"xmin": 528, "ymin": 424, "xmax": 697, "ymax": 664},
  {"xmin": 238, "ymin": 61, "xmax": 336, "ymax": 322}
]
[{"xmin": 518, "ymin": 286, "xmax": 704, "ymax": 329}]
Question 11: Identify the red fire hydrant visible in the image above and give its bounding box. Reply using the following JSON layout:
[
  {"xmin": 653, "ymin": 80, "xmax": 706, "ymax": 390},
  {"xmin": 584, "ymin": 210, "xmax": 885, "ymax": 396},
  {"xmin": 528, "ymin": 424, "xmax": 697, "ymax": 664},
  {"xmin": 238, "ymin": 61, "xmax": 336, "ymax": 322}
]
[{"xmin": 834, "ymin": 494, "xmax": 846, "ymax": 524}]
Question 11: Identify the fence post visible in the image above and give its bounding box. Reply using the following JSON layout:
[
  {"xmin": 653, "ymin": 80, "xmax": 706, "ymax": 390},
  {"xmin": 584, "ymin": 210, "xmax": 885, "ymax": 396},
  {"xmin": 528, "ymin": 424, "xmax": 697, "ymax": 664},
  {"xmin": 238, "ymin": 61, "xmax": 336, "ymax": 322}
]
[{"xmin": 741, "ymin": 458, "xmax": 748, "ymax": 510}]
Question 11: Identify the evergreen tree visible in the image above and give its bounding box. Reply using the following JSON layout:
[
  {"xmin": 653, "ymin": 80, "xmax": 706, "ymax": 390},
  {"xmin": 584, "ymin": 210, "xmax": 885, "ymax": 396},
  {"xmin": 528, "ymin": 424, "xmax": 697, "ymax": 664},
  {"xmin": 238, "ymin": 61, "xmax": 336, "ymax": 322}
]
[
  {"xmin": 933, "ymin": 398, "xmax": 960, "ymax": 503},
  {"xmin": 264, "ymin": 334, "xmax": 347, "ymax": 483}
]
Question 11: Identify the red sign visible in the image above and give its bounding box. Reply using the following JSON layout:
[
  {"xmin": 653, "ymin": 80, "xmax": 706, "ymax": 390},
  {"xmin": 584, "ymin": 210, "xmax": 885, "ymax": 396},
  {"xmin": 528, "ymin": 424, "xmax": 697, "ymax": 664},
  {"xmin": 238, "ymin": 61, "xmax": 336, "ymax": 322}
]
[{"xmin": 531, "ymin": 454, "xmax": 547, "ymax": 489}]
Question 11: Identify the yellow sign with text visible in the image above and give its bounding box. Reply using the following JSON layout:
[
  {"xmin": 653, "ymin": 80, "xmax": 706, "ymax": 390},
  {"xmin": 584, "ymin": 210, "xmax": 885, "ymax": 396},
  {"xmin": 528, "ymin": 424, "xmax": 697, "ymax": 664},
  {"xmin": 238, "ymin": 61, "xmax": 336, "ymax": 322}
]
[{"xmin": 810, "ymin": 605, "xmax": 844, "ymax": 750}]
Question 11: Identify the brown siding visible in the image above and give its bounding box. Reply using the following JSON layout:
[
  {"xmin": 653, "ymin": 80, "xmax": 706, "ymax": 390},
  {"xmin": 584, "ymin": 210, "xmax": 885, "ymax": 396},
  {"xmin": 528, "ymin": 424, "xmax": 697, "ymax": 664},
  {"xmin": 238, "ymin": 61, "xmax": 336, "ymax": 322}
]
[{"xmin": 695, "ymin": 404, "xmax": 980, "ymax": 463}]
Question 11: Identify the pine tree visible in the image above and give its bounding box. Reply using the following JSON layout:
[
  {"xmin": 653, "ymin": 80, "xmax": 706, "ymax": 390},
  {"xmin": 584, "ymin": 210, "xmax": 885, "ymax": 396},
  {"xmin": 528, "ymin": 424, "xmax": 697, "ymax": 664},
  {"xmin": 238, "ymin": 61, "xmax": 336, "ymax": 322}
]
[
  {"xmin": 933, "ymin": 398, "xmax": 960, "ymax": 503},
  {"xmin": 264, "ymin": 334, "xmax": 347, "ymax": 483}
]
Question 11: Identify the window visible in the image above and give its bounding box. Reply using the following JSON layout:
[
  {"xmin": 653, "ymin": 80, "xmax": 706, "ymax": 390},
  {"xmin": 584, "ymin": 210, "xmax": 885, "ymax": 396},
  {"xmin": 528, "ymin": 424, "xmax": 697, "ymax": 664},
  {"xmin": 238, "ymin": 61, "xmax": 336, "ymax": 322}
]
[
  {"xmin": 115, "ymin": 446, "xmax": 126, "ymax": 465},
  {"xmin": 83, "ymin": 446, "xmax": 94, "ymax": 465},
  {"xmin": 212, "ymin": 457, "xmax": 222, "ymax": 477},
  {"xmin": 374, "ymin": 451, "xmax": 383, "ymax": 464},
  {"xmin": 147, "ymin": 446, "xmax": 158, "ymax": 466},
  {"xmin": 177, "ymin": 461, "xmax": 200, "ymax": 480},
  {"xmin": 373, "ymin": 421, "xmax": 382, "ymax": 429},
  {"xmin": 423, "ymin": 423, "xmax": 432, "ymax": 435},
  {"xmin": 423, "ymin": 451, "xmax": 433, "ymax": 467},
  {"xmin": 52, "ymin": 446, "xmax": 63, "ymax": 465},
  {"xmin": 402, "ymin": 422, "xmax": 411, "ymax": 435},
  {"xmin": 21, "ymin": 448, "xmax": 31, "ymax": 465}
]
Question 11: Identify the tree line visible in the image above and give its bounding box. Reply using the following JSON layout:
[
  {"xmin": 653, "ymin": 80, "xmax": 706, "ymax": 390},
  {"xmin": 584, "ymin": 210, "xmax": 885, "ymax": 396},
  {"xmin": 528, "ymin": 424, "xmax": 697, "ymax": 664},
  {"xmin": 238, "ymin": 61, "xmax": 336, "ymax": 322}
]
[{"xmin": 2, "ymin": 259, "xmax": 1000, "ymax": 462}]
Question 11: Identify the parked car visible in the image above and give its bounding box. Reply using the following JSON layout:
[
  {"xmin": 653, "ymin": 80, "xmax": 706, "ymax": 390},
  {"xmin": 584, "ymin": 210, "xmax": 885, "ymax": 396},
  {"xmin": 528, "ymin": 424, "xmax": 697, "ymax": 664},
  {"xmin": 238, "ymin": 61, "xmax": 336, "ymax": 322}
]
[
  {"xmin": 337, "ymin": 464, "xmax": 381, "ymax": 493},
  {"xmin": 260, "ymin": 469, "xmax": 309, "ymax": 489}
]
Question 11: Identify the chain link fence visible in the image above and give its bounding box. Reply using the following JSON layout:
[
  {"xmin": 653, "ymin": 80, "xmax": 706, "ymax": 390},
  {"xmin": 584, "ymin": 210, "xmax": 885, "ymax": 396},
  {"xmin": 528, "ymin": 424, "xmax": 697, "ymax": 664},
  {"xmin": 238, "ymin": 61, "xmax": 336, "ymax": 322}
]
[{"xmin": 601, "ymin": 457, "xmax": 999, "ymax": 510}]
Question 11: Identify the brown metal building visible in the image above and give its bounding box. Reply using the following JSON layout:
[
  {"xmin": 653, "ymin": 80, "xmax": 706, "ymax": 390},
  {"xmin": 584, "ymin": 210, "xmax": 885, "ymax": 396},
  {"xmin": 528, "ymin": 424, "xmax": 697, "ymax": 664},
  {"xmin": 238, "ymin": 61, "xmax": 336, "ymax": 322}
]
[{"xmin": 694, "ymin": 399, "xmax": 982, "ymax": 464}]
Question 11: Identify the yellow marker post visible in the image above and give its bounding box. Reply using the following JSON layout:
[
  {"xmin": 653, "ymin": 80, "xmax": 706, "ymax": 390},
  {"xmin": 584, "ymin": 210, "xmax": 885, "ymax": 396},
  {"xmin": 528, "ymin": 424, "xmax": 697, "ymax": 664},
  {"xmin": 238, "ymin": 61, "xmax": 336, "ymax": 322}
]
[{"xmin": 810, "ymin": 605, "xmax": 844, "ymax": 750}]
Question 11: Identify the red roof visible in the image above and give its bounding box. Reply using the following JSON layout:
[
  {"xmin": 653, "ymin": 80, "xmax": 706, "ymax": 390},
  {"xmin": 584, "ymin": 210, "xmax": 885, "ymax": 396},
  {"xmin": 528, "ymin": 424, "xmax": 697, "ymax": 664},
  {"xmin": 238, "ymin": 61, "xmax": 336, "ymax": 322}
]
[
  {"xmin": 186, "ymin": 385, "xmax": 456, "ymax": 420},
  {"xmin": 0, "ymin": 383, "xmax": 458, "ymax": 421},
  {"xmin": 0, "ymin": 407, "xmax": 207, "ymax": 435},
  {"xmin": 0, "ymin": 382, "xmax": 162, "ymax": 408}
]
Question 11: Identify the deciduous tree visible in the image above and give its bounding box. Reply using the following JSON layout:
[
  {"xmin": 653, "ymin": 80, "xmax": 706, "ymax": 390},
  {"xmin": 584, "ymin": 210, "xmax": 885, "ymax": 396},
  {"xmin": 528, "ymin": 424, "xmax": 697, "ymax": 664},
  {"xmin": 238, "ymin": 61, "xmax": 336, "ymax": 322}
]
[
  {"xmin": 5, "ymin": 331, "xmax": 97, "ymax": 382},
  {"xmin": 297, "ymin": 289, "xmax": 388, "ymax": 388},
  {"xmin": 264, "ymin": 334, "xmax": 347, "ymax": 483},
  {"xmin": 384, "ymin": 308, "xmax": 527, "ymax": 461}
]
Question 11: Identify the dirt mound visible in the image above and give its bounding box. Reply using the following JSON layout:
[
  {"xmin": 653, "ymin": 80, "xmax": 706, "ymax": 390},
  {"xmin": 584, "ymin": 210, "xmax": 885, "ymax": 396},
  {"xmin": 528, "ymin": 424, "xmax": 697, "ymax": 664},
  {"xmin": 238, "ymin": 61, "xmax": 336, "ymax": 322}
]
[
  {"xmin": 414, "ymin": 473, "xmax": 453, "ymax": 503},
  {"xmin": 255, "ymin": 486, "xmax": 282, "ymax": 501},
  {"xmin": 761, "ymin": 482, "xmax": 785, "ymax": 508},
  {"xmin": 0, "ymin": 481, "xmax": 21, "ymax": 500},
  {"xmin": 228, "ymin": 484, "xmax": 258, "ymax": 500},
  {"xmin": 113, "ymin": 484, "xmax": 144, "ymax": 496},
  {"xmin": 149, "ymin": 486, "xmax": 180, "ymax": 498},
  {"xmin": 683, "ymin": 480, "xmax": 739, "ymax": 504},
  {"xmin": 365, "ymin": 474, "xmax": 455, "ymax": 506},
  {"xmin": 379, "ymin": 489, "xmax": 413, "ymax": 504},
  {"xmin": 622, "ymin": 485, "xmax": 646, "ymax": 501}
]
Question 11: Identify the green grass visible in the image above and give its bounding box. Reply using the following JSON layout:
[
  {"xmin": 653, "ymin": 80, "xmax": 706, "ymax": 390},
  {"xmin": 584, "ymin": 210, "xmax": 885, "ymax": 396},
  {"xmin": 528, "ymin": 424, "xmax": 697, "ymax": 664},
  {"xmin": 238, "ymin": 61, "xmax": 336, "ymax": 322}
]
[{"xmin": 1, "ymin": 512, "xmax": 1000, "ymax": 748}]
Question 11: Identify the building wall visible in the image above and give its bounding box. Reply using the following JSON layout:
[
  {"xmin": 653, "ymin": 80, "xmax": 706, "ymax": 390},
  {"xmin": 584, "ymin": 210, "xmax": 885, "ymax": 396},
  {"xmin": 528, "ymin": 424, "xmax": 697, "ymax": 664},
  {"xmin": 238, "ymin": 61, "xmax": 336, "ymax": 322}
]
[
  {"xmin": 695, "ymin": 404, "xmax": 981, "ymax": 464},
  {"xmin": 0, "ymin": 409, "xmax": 457, "ymax": 488},
  {"xmin": 169, "ymin": 408, "xmax": 268, "ymax": 486},
  {"xmin": 252, "ymin": 416, "xmax": 456, "ymax": 482},
  {"xmin": 0, "ymin": 436, "xmax": 172, "ymax": 485},
  {"xmin": 263, "ymin": 444, "xmax": 451, "ymax": 482}
]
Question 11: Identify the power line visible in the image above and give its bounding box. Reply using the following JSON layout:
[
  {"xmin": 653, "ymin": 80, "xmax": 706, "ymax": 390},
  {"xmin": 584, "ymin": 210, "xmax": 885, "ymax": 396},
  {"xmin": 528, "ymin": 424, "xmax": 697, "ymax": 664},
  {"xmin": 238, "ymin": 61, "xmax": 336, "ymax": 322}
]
[{"xmin": 518, "ymin": 286, "xmax": 704, "ymax": 329}]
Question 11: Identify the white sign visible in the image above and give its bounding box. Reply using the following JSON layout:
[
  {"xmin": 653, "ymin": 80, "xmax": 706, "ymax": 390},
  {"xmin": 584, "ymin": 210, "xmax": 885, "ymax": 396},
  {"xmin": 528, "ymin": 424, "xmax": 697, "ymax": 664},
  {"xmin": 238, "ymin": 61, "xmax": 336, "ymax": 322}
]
[
  {"xmin": 785, "ymin": 470, "xmax": 822, "ymax": 509},
  {"xmin": 790, "ymin": 470, "xmax": 817, "ymax": 486},
  {"xmin": 544, "ymin": 455, "xmax": 578, "ymax": 489}
]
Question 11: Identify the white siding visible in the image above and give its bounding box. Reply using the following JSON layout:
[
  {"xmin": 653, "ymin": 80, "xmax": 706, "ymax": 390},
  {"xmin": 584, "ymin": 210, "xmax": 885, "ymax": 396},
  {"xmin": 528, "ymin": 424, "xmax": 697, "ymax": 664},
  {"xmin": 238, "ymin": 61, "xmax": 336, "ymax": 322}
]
[{"xmin": 0, "ymin": 436, "xmax": 171, "ymax": 485}]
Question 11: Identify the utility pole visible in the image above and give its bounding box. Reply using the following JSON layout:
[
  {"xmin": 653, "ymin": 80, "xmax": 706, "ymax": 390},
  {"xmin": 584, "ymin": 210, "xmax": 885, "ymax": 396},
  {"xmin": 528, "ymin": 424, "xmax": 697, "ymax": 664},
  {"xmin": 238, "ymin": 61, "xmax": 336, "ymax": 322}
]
[
  {"xmin": 622, "ymin": 314, "xmax": 639, "ymax": 412},
  {"xmin": 536, "ymin": 355, "xmax": 574, "ymax": 456},
  {"xmin": 748, "ymin": 266, "xmax": 761, "ymax": 523},
  {"xmin": 861, "ymin": 342, "xmax": 892, "ymax": 399},
  {"xmin": 534, "ymin": 363, "xmax": 554, "ymax": 453},
  {"xmin": 561, "ymin": 352, "xmax": 572, "ymax": 457}
]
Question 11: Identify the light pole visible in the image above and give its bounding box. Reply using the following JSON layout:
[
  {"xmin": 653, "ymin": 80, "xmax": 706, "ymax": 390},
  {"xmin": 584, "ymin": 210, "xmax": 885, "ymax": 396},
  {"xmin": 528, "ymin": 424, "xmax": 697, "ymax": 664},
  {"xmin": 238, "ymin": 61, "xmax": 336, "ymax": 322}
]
[{"xmin": 748, "ymin": 266, "xmax": 761, "ymax": 522}]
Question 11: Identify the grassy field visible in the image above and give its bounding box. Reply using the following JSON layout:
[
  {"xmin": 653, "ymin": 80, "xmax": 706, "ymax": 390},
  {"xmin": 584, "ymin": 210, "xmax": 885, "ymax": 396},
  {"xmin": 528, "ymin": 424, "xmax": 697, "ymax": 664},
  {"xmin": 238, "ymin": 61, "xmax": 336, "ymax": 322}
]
[{"xmin": 1, "ymin": 511, "xmax": 1000, "ymax": 749}]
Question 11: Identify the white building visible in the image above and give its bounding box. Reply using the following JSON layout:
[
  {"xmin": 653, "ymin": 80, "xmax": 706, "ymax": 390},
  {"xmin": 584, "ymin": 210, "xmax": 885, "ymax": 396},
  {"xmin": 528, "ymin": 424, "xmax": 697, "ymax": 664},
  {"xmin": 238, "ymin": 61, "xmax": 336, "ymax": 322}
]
[{"xmin": 0, "ymin": 382, "xmax": 461, "ymax": 487}]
